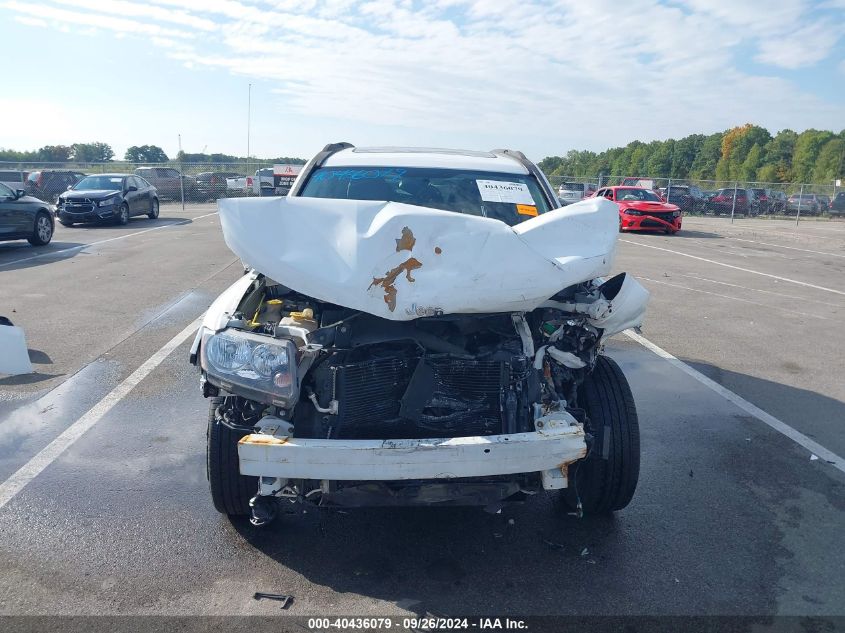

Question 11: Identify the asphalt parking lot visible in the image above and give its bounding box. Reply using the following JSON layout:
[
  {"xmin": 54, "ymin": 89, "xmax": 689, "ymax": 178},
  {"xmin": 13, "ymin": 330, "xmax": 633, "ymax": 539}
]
[{"xmin": 0, "ymin": 206, "xmax": 843, "ymax": 618}]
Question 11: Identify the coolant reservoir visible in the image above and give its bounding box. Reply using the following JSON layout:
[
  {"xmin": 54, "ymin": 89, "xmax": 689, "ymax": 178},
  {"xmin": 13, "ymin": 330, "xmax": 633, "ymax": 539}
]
[{"xmin": 280, "ymin": 307, "xmax": 318, "ymax": 333}]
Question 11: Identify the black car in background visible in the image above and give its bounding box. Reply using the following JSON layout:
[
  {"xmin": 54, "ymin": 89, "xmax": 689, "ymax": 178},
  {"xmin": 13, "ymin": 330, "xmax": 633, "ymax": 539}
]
[
  {"xmin": 830, "ymin": 192, "xmax": 845, "ymax": 216},
  {"xmin": 196, "ymin": 171, "xmax": 246, "ymax": 201},
  {"xmin": 768, "ymin": 190, "xmax": 787, "ymax": 214},
  {"xmin": 25, "ymin": 170, "xmax": 86, "ymax": 203},
  {"xmin": 0, "ymin": 182, "xmax": 54, "ymax": 246},
  {"xmin": 664, "ymin": 184, "xmax": 705, "ymax": 213},
  {"xmin": 57, "ymin": 174, "xmax": 159, "ymax": 226},
  {"xmin": 785, "ymin": 193, "xmax": 822, "ymax": 215}
]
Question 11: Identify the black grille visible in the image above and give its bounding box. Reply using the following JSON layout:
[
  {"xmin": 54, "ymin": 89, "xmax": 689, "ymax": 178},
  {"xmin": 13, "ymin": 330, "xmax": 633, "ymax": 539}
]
[
  {"xmin": 335, "ymin": 355, "xmax": 507, "ymax": 439},
  {"xmin": 65, "ymin": 199, "xmax": 94, "ymax": 212}
]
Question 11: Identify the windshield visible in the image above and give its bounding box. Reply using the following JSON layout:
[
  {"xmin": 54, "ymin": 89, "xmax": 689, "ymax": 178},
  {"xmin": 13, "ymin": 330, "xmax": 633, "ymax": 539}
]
[
  {"xmin": 74, "ymin": 176, "xmax": 124, "ymax": 191},
  {"xmin": 561, "ymin": 183, "xmax": 584, "ymax": 192},
  {"xmin": 300, "ymin": 166, "xmax": 551, "ymax": 225},
  {"xmin": 616, "ymin": 188, "xmax": 661, "ymax": 202}
]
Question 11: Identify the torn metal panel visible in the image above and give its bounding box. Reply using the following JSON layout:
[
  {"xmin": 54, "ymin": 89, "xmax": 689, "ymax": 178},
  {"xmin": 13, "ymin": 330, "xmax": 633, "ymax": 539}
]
[{"xmin": 217, "ymin": 196, "xmax": 620, "ymax": 321}]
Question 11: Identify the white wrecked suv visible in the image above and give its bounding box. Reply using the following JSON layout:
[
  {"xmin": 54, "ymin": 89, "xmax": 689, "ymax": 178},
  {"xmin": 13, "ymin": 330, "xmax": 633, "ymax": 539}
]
[{"xmin": 190, "ymin": 144, "xmax": 649, "ymax": 526}]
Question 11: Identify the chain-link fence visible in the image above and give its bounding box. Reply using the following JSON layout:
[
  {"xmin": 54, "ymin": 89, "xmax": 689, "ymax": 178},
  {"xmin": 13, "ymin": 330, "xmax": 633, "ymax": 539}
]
[
  {"xmin": 3, "ymin": 160, "xmax": 842, "ymax": 222},
  {"xmin": 0, "ymin": 160, "xmax": 303, "ymax": 206},
  {"xmin": 546, "ymin": 174, "xmax": 844, "ymax": 222}
]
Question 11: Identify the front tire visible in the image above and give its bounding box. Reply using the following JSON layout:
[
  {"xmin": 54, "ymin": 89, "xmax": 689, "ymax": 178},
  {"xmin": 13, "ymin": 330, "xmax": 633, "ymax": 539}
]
[
  {"xmin": 28, "ymin": 211, "xmax": 53, "ymax": 246},
  {"xmin": 563, "ymin": 355, "xmax": 640, "ymax": 514},
  {"xmin": 207, "ymin": 397, "xmax": 256, "ymax": 516},
  {"xmin": 148, "ymin": 198, "xmax": 159, "ymax": 219},
  {"xmin": 117, "ymin": 203, "xmax": 130, "ymax": 225}
]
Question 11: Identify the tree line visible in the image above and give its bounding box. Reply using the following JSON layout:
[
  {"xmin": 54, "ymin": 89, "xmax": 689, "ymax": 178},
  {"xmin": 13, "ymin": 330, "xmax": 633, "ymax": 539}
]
[
  {"xmin": 538, "ymin": 125, "xmax": 845, "ymax": 185},
  {"xmin": 0, "ymin": 143, "xmax": 306, "ymax": 165}
]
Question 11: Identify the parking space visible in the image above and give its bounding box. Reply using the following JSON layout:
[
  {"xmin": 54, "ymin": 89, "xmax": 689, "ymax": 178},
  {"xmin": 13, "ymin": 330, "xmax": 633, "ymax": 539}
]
[{"xmin": 1, "ymin": 210, "xmax": 843, "ymax": 617}]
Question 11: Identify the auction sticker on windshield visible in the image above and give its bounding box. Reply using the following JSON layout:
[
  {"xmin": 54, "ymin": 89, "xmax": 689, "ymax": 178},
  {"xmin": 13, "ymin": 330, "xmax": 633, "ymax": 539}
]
[{"xmin": 476, "ymin": 180, "xmax": 534, "ymax": 205}]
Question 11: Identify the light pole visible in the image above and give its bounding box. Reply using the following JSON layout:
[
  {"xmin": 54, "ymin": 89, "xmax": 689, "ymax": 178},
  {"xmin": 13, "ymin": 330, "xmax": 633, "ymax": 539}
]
[{"xmin": 247, "ymin": 83, "xmax": 252, "ymax": 161}]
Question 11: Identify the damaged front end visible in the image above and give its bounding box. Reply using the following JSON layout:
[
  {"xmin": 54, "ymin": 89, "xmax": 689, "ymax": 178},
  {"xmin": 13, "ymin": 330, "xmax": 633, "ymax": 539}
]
[{"xmin": 191, "ymin": 195, "xmax": 648, "ymax": 525}]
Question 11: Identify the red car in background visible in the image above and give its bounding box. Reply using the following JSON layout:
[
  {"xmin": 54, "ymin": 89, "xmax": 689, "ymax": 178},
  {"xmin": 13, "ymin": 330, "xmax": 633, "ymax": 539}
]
[{"xmin": 596, "ymin": 186, "xmax": 682, "ymax": 234}]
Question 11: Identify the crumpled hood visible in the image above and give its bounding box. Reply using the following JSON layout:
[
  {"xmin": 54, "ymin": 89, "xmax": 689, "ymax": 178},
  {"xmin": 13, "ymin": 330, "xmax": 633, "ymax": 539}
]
[
  {"xmin": 61, "ymin": 190, "xmax": 120, "ymax": 201},
  {"xmin": 217, "ymin": 196, "xmax": 620, "ymax": 321}
]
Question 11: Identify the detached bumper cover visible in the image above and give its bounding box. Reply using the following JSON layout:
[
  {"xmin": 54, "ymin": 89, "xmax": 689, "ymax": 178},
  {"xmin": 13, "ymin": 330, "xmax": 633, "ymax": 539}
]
[
  {"xmin": 237, "ymin": 426, "xmax": 587, "ymax": 481},
  {"xmin": 621, "ymin": 213, "xmax": 681, "ymax": 232}
]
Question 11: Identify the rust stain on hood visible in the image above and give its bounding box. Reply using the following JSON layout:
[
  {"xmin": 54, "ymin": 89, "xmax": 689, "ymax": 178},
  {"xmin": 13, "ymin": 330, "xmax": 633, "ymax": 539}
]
[
  {"xmin": 395, "ymin": 226, "xmax": 416, "ymax": 252},
  {"xmin": 369, "ymin": 257, "xmax": 423, "ymax": 312}
]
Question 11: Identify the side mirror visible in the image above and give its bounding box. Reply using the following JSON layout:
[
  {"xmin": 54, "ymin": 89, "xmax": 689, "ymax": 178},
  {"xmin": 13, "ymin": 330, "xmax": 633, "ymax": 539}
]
[
  {"xmin": 127, "ymin": 185, "xmax": 138, "ymax": 192},
  {"xmin": 15, "ymin": 189, "xmax": 25, "ymax": 199},
  {"xmin": 66, "ymin": 185, "xmax": 73, "ymax": 191}
]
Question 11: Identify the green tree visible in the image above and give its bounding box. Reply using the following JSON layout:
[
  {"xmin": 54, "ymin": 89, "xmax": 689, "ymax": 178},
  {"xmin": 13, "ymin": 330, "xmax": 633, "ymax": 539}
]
[
  {"xmin": 793, "ymin": 130, "xmax": 835, "ymax": 182},
  {"xmin": 689, "ymin": 133, "xmax": 723, "ymax": 180},
  {"xmin": 811, "ymin": 138, "xmax": 845, "ymax": 183},
  {"xmin": 670, "ymin": 134, "xmax": 704, "ymax": 179},
  {"xmin": 716, "ymin": 124, "xmax": 771, "ymax": 181},
  {"xmin": 71, "ymin": 142, "xmax": 114, "ymax": 162},
  {"xmin": 740, "ymin": 144, "xmax": 763, "ymax": 181},
  {"xmin": 644, "ymin": 140, "xmax": 673, "ymax": 178},
  {"xmin": 124, "ymin": 145, "xmax": 169, "ymax": 163},
  {"xmin": 37, "ymin": 145, "xmax": 72, "ymax": 162}
]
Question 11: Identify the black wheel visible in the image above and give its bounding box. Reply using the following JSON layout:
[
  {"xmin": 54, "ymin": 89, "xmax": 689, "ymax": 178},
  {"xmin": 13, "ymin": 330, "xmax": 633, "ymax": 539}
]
[
  {"xmin": 148, "ymin": 198, "xmax": 160, "ymax": 219},
  {"xmin": 563, "ymin": 355, "xmax": 640, "ymax": 514},
  {"xmin": 117, "ymin": 203, "xmax": 130, "ymax": 225},
  {"xmin": 207, "ymin": 397, "xmax": 256, "ymax": 516},
  {"xmin": 28, "ymin": 211, "xmax": 53, "ymax": 246}
]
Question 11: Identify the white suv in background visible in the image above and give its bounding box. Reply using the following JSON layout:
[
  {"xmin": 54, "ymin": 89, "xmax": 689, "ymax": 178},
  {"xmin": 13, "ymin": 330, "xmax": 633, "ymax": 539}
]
[{"xmin": 557, "ymin": 181, "xmax": 594, "ymax": 205}]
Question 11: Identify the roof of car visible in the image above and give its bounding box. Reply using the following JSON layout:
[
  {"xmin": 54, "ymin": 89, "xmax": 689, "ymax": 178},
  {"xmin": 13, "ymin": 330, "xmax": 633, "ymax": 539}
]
[
  {"xmin": 323, "ymin": 146, "xmax": 530, "ymax": 174},
  {"xmin": 90, "ymin": 173, "xmax": 131, "ymax": 177}
]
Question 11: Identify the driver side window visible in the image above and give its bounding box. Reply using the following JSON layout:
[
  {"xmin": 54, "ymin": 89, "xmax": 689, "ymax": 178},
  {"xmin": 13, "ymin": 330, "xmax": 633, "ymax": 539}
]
[
  {"xmin": 604, "ymin": 189, "xmax": 614, "ymax": 200},
  {"xmin": 0, "ymin": 183, "xmax": 15, "ymax": 199}
]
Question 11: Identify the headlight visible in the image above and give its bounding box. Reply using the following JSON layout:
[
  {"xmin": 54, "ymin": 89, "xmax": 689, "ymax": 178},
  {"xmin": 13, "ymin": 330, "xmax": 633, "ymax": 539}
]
[
  {"xmin": 97, "ymin": 197, "xmax": 118, "ymax": 207},
  {"xmin": 624, "ymin": 209, "xmax": 643, "ymax": 216},
  {"xmin": 202, "ymin": 329, "xmax": 297, "ymax": 405},
  {"xmin": 672, "ymin": 211, "xmax": 680, "ymax": 217},
  {"xmin": 206, "ymin": 333, "xmax": 251, "ymax": 371}
]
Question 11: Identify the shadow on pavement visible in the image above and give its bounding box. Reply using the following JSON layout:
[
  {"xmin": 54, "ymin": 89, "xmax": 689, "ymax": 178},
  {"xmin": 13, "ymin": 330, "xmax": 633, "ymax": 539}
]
[
  {"xmin": 0, "ymin": 218, "xmax": 197, "ymax": 272},
  {"xmin": 216, "ymin": 356, "xmax": 845, "ymax": 615}
]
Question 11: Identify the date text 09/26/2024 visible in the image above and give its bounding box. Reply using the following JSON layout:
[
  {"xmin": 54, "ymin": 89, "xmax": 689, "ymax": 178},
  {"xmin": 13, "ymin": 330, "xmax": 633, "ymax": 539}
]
[{"xmin": 306, "ymin": 618, "xmax": 528, "ymax": 630}]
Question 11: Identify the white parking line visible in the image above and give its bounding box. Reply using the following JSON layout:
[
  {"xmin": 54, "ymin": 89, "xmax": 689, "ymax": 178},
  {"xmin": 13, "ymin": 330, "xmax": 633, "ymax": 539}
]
[
  {"xmin": 673, "ymin": 273, "xmax": 845, "ymax": 308},
  {"xmin": 726, "ymin": 237, "xmax": 845, "ymax": 258},
  {"xmin": 620, "ymin": 239, "xmax": 845, "ymax": 296},
  {"xmin": 624, "ymin": 330, "xmax": 845, "ymax": 475},
  {"xmin": 638, "ymin": 276, "xmax": 829, "ymax": 320},
  {"xmin": 0, "ymin": 212, "xmax": 218, "ymax": 270},
  {"xmin": 0, "ymin": 316, "xmax": 202, "ymax": 511}
]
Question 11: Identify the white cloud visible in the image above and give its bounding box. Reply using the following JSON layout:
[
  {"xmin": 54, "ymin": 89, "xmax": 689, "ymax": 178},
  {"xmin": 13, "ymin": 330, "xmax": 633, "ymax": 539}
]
[
  {"xmin": 13, "ymin": 14, "xmax": 47, "ymax": 27},
  {"xmin": 1, "ymin": 0, "xmax": 843, "ymax": 157},
  {"xmin": 2, "ymin": 1, "xmax": 196, "ymax": 39}
]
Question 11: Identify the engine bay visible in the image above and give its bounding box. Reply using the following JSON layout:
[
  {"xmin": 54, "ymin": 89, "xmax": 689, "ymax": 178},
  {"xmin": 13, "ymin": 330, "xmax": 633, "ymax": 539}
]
[{"xmin": 208, "ymin": 274, "xmax": 603, "ymax": 442}]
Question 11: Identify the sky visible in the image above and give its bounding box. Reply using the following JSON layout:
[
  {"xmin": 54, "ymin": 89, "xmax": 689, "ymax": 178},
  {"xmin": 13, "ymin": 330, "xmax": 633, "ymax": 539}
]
[{"xmin": 0, "ymin": 0, "xmax": 843, "ymax": 163}]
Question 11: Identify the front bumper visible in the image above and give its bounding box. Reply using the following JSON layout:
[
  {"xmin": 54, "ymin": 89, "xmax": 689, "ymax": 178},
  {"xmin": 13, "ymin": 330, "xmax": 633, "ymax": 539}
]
[
  {"xmin": 620, "ymin": 213, "xmax": 681, "ymax": 232},
  {"xmin": 58, "ymin": 207, "xmax": 115, "ymax": 222},
  {"xmin": 238, "ymin": 426, "xmax": 587, "ymax": 484}
]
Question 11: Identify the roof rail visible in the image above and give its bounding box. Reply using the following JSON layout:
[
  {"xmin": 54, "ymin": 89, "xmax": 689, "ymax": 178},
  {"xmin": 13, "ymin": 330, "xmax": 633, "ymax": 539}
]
[
  {"xmin": 490, "ymin": 148, "xmax": 557, "ymax": 206},
  {"xmin": 288, "ymin": 142, "xmax": 354, "ymax": 196}
]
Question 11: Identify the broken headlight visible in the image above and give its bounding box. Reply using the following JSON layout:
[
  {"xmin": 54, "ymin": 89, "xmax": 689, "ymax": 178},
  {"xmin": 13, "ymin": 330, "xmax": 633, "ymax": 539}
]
[{"xmin": 202, "ymin": 329, "xmax": 297, "ymax": 405}]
